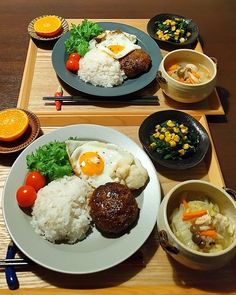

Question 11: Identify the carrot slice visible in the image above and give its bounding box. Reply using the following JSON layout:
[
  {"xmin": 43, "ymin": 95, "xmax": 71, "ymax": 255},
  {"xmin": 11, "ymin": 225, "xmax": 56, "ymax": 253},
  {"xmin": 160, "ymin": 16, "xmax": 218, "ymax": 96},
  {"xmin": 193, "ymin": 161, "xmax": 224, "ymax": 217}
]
[
  {"xmin": 166, "ymin": 64, "xmax": 179, "ymax": 71},
  {"xmin": 182, "ymin": 209, "xmax": 207, "ymax": 221},
  {"xmin": 199, "ymin": 229, "xmax": 217, "ymax": 238}
]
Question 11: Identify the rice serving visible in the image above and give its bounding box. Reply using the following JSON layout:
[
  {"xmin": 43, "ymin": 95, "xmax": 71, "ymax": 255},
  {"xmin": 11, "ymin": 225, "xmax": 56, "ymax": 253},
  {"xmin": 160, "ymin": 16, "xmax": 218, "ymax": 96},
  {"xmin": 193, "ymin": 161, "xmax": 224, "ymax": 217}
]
[
  {"xmin": 31, "ymin": 175, "xmax": 93, "ymax": 244},
  {"xmin": 78, "ymin": 48, "xmax": 126, "ymax": 87}
]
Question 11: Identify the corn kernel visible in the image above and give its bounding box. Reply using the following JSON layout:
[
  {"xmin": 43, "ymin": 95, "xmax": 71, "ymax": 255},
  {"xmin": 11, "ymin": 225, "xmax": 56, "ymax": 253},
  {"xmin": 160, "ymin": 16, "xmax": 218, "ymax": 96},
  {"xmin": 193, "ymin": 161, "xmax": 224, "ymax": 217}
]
[
  {"xmin": 169, "ymin": 140, "xmax": 177, "ymax": 147},
  {"xmin": 150, "ymin": 142, "xmax": 157, "ymax": 149},
  {"xmin": 165, "ymin": 136, "xmax": 171, "ymax": 142},
  {"xmin": 154, "ymin": 131, "xmax": 160, "ymax": 138},
  {"xmin": 183, "ymin": 143, "xmax": 190, "ymax": 150},
  {"xmin": 178, "ymin": 149, "xmax": 185, "ymax": 156},
  {"xmin": 165, "ymin": 131, "xmax": 171, "ymax": 137},
  {"xmin": 155, "ymin": 124, "xmax": 161, "ymax": 130},
  {"xmin": 174, "ymin": 134, "xmax": 180, "ymax": 142},
  {"xmin": 167, "ymin": 120, "xmax": 175, "ymax": 127},
  {"xmin": 181, "ymin": 127, "xmax": 188, "ymax": 134}
]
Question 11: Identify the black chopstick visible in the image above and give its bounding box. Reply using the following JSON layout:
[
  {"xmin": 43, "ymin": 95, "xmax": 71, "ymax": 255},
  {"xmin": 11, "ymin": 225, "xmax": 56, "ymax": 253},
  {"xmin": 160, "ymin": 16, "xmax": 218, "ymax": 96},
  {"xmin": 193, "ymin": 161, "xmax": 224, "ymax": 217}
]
[
  {"xmin": 43, "ymin": 95, "xmax": 160, "ymax": 105},
  {"xmin": 0, "ymin": 258, "xmax": 30, "ymax": 268}
]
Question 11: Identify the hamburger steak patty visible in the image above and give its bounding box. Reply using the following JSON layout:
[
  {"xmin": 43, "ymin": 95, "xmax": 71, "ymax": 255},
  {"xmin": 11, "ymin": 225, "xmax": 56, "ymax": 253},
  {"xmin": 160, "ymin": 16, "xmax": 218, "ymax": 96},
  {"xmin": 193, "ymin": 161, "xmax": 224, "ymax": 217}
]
[
  {"xmin": 119, "ymin": 49, "xmax": 152, "ymax": 78},
  {"xmin": 89, "ymin": 182, "xmax": 139, "ymax": 235}
]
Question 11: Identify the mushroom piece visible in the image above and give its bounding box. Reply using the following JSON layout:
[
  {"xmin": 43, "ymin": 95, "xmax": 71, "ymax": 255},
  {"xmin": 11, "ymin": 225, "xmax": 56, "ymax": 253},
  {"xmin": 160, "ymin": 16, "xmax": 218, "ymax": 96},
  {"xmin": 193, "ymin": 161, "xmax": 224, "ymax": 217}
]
[{"xmin": 185, "ymin": 63, "xmax": 198, "ymax": 72}]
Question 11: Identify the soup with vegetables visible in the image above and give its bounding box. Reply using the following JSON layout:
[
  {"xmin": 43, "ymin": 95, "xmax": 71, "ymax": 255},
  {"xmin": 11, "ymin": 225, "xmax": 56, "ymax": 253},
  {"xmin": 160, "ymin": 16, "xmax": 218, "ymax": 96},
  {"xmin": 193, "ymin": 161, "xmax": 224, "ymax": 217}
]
[
  {"xmin": 170, "ymin": 195, "xmax": 235, "ymax": 253},
  {"xmin": 166, "ymin": 62, "xmax": 211, "ymax": 84}
]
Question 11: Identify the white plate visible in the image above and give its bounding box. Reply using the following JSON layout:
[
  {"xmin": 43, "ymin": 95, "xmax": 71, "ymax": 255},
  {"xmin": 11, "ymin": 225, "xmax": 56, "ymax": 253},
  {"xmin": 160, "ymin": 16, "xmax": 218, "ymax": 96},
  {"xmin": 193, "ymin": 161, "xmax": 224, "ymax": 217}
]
[{"xmin": 2, "ymin": 124, "xmax": 161, "ymax": 274}]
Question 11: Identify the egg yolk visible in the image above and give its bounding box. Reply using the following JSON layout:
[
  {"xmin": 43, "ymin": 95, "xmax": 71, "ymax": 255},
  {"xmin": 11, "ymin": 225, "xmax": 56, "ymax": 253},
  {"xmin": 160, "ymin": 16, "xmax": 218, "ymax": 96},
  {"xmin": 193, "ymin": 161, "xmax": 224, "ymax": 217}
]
[
  {"xmin": 107, "ymin": 44, "xmax": 124, "ymax": 54},
  {"xmin": 79, "ymin": 151, "xmax": 104, "ymax": 176}
]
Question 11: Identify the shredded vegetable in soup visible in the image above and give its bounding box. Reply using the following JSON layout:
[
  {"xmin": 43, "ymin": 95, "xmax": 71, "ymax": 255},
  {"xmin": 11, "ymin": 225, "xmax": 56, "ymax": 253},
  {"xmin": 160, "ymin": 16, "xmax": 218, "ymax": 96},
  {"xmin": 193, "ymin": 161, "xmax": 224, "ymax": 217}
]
[
  {"xmin": 166, "ymin": 62, "xmax": 211, "ymax": 84},
  {"xmin": 170, "ymin": 196, "xmax": 235, "ymax": 253}
]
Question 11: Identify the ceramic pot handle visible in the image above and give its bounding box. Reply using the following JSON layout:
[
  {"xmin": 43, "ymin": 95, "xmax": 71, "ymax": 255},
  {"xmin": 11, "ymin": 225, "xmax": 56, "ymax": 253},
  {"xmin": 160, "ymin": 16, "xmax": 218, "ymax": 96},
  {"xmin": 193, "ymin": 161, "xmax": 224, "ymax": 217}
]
[
  {"xmin": 223, "ymin": 187, "xmax": 236, "ymax": 201},
  {"xmin": 210, "ymin": 56, "xmax": 218, "ymax": 64},
  {"xmin": 158, "ymin": 230, "xmax": 179, "ymax": 255},
  {"xmin": 156, "ymin": 71, "xmax": 167, "ymax": 85}
]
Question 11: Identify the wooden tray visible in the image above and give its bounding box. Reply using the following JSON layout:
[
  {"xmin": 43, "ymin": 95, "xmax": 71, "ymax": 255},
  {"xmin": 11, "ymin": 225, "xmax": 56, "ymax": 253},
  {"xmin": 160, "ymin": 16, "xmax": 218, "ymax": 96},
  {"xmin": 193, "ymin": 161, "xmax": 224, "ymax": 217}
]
[
  {"xmin": 17, "ymin": 19, "xmax": 224, "ymax": 127},
  {"xmin": 2, "ymin": 116, "xmax": 235, "ymax": 295}
]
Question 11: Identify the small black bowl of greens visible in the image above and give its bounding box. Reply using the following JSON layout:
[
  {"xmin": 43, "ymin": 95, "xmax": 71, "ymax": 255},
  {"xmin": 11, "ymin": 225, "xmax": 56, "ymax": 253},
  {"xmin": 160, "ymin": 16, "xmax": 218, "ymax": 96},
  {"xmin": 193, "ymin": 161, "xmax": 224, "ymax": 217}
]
[
  {"xmin": 139, "ymin": 110, "xmax": 210, "ymax": 170},
  {"xmin": 147, "ymin": 13, "xmax": 199, "ymax": 49}
]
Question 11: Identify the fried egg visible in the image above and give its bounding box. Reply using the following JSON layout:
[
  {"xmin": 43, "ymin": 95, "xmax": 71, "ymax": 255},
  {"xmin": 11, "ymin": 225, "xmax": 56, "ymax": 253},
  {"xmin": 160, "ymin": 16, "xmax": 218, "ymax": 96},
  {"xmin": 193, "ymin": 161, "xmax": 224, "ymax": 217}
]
[
  {"xmin": 65, "ymin": 140, "xmax": 148, "ymax": 189},
  {"xmin": 66, "ymin": 140, "xmax": 133, "ymax": 188},
  {"xmin": 95, "ymin": 30, "xmax": 141, "ymax": 59}
]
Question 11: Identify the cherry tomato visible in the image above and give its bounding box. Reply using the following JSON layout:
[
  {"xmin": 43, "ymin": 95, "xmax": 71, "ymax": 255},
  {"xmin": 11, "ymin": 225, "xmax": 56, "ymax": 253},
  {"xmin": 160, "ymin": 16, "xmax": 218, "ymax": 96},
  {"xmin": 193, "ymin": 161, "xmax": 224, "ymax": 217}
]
[
  {"xmin": 66, "ymin": 58, "xmax": 79, "ymax": 72},
  {"xmin": 69, "ymin": 52, "xmax": 80, "ymax": 61},
  {"xmin": 25, "ymin": 171, "xmax": 46, "ymax": 192},
  {"xmin": 16, "ymin": 185, "xmax": 37, "ymax": 208}
]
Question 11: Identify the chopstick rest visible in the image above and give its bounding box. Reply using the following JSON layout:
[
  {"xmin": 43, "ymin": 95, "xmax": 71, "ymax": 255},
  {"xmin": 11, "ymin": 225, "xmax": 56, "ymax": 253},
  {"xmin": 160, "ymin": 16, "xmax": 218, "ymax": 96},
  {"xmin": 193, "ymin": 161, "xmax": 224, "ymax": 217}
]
[
  {"xmin": 54, "ymin": 85, "xmax": 63, "ymax": 111},
  {"xmin": 5, "ymin": 241, "xmax": 19, "ymax": 290}
]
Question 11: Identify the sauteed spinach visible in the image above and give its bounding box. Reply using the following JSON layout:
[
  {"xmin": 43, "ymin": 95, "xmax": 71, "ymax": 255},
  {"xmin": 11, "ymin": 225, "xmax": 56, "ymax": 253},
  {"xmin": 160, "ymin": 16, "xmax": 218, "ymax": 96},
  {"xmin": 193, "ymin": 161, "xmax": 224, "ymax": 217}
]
[{"xmin": 149, "ymin": 119, "xmax": 200, "ymax": 160}]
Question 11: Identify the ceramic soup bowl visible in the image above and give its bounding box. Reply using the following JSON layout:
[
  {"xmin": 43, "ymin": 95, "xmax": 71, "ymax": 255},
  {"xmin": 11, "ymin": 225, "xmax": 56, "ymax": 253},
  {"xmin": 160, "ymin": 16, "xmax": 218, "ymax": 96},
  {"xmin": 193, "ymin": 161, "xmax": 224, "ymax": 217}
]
[
  {"xmin": 157, "ymin": 49, "xmax": 217, "ymax": 103},
  {"xmin": 157, "ymin": 180, "xmax": 236, "ymax": 270}
]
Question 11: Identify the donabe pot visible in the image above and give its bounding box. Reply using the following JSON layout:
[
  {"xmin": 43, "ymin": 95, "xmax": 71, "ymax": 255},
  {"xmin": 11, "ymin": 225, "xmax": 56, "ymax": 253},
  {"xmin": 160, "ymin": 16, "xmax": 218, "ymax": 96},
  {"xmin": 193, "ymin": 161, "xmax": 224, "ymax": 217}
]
[
  {"xmin": 157, "ymin": 180, "xmax": 236, "ymax": 270},
  {"xmin": 157, "ymin": 49, "xmax": 217, "ymax": 103}
]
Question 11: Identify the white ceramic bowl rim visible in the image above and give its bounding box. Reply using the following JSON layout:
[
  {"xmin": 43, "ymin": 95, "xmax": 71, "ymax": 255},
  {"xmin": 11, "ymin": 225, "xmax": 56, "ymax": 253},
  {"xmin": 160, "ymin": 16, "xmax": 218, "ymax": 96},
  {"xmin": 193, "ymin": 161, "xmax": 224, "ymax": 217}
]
[
  {"xmin": 163, "ymin": 180, "xmax": 236, "ymax": 257},
  {"xmin": 161, "ymin": 49, "xmax": 217, "ymax": 87}
]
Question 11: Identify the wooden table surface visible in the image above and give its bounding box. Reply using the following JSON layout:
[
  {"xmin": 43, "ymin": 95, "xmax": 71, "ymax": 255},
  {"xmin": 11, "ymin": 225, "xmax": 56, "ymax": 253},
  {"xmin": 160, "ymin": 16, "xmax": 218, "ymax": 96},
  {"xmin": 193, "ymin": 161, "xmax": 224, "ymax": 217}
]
[
  {"xmin": 1, "ymin": 0, "xmax": 236, "ymax": 293},
  {"xmin": 1, "ymin": 0, "xmax": 236, "ymax": 190}
]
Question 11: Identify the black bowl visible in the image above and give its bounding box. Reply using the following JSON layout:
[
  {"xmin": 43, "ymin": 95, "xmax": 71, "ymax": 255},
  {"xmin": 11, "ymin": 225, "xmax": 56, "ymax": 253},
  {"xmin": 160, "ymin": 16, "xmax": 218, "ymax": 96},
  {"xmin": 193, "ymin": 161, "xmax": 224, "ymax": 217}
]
[
  {"xmin": 147, "ymin": 13, "xmax": 199, "ymax": 50},
  {"xmin": 139, "ymin": 110, "xmax": 210, "ymax": 170}
]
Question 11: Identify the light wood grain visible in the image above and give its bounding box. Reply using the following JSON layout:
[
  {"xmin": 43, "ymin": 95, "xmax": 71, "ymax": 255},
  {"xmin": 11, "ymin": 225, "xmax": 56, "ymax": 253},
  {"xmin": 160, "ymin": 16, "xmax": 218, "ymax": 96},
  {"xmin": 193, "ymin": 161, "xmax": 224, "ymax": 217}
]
[
  {"xmin": 1, "ymin": 122, "xmax": 233, "ymax": 293},
  {"xmin": 1, "ymin": 286, "xmax": 236, "ymax": 295},
  {"xmin": 17, "ymin": 19, "xmax": 224, "ymax": 127}
]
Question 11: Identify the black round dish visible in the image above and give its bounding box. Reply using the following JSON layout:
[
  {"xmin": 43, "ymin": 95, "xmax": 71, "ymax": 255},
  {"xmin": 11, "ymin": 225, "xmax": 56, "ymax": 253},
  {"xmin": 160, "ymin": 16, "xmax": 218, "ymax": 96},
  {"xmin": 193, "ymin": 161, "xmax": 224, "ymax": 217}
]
[
  {"xmin": 139, "ymin": 110, "xmax": 210, "ymax": 170},
  {"xmin": 147, "ymin": 13, "xmax": 199, "ymax": 49}
]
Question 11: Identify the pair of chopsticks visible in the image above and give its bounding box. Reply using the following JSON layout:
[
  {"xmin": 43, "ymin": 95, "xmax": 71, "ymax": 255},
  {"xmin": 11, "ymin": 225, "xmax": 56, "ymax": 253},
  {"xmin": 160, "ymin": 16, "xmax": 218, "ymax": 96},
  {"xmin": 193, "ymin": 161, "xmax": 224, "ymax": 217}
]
[
  {"xmin": 43, "ymin": 86, "xmax": 160, "ymax": 110},
  {"xmin": 0, "ymin": 258, "xmax": 30, "ymax": 268},
  {"xmin": 43, "ymin": 94, "xmax": 160, "ymax": 106}
]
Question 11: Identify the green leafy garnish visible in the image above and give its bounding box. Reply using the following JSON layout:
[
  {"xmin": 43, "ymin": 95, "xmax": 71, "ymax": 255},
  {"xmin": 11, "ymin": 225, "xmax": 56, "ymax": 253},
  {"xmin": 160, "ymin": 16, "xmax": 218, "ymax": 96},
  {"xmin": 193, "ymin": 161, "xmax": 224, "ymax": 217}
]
[
  {"xmin": 26, "ymin": 141, "xmax": 73, "ymax": 182},
  {"xmin": 65, "ymin": 19, "xmax": 103, "ymax": 56}
]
